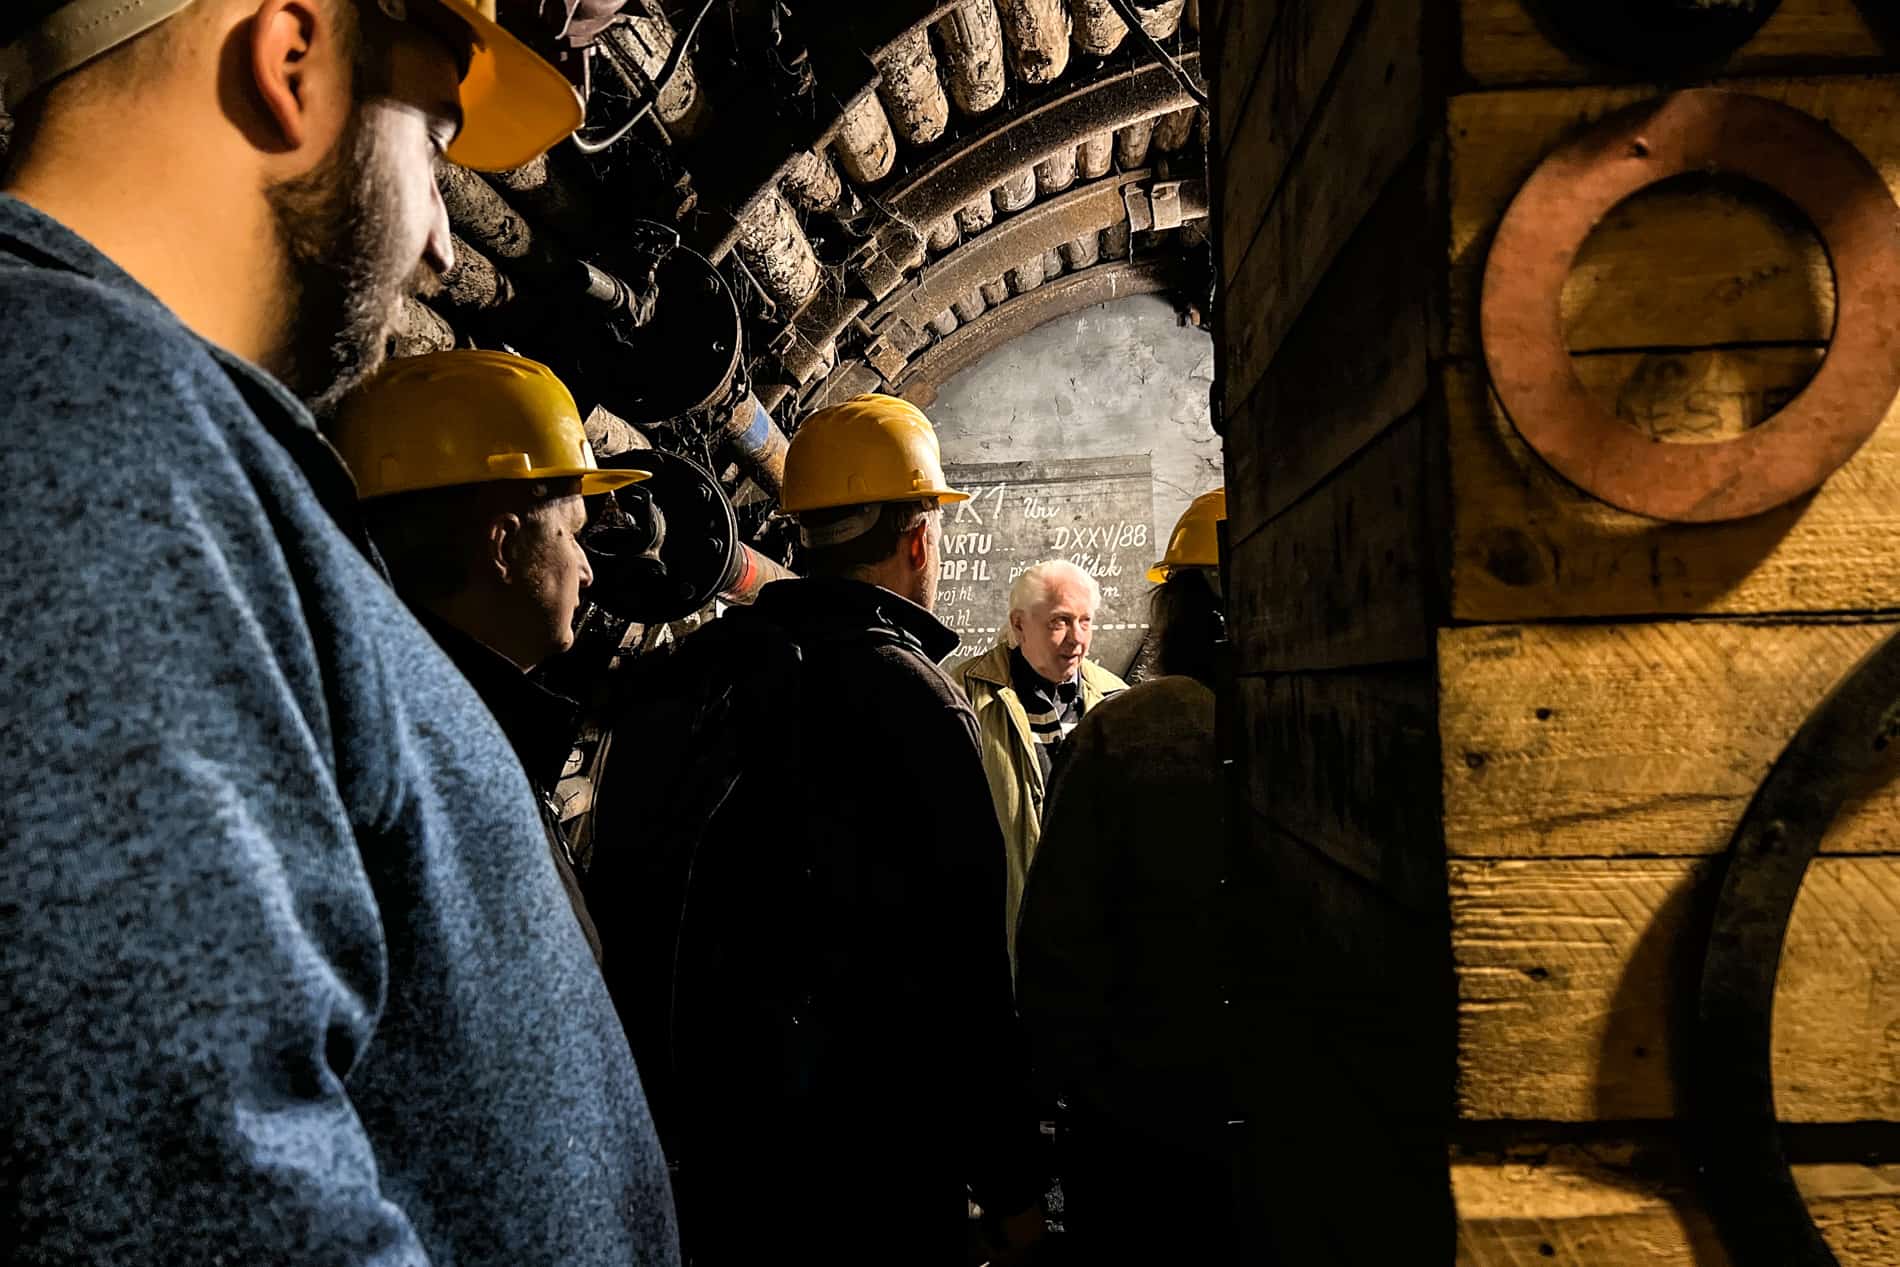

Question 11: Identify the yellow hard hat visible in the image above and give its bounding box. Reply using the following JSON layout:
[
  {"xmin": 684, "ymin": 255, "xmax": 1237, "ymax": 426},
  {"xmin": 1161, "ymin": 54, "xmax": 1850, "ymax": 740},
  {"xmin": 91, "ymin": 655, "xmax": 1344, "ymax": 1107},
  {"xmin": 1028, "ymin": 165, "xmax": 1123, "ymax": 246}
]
[
  {"xmin": 332, "ymin": 350, "xmax": 650, "ymax": 500},
  {"xmin": 1148, "ymin": 488, "xmax": 1226, "ymax": 582},
  {"xmin": 0, "ymin": 0, "xmax": 580, "ymax": 174},
  {"xmin": 780, "ymin": 393, "xmax": 971, "ymax": 514},
  {"xmin": 424, "ymin": 0, "xmax": 585, "ymax": 173}
]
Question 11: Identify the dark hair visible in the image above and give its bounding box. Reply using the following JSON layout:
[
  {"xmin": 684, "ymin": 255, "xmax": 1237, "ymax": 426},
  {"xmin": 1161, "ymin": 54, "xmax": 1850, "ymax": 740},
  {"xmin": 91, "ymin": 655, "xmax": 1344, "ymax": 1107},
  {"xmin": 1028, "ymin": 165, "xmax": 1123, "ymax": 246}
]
[
  {"xmin": 795, "ymin": 499, "xmax": 936, "ymax": 579},
  {"xmin": 1150, "ymin": 569, "xmax": 1224, "ymax": 686},
  {"xmin": 361, "ymin": 477, "xmax": 578, "ymax": 602}
]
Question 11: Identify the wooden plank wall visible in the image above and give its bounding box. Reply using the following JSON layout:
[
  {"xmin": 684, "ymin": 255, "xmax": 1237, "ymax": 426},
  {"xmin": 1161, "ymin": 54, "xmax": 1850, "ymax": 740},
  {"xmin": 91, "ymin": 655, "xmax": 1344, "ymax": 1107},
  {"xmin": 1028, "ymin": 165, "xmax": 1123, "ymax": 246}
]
[
  {"xmin": 1444, "ymin": 4, "xmax": 1900, "ymax": 1262},
  {"xmin": 1215, "ymin": 0, "xmax": 1900, "ymax": 1260},
  {"xmin": 1209, "ymin": 1, "xmax": 1458, "ymax": 1260}
]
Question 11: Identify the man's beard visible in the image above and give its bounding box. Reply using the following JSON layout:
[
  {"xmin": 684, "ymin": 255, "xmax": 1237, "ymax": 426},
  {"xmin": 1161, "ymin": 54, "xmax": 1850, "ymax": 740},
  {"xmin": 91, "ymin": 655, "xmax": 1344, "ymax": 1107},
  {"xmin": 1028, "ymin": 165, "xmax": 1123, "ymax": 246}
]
[{"xmin": 265, "ymin": 111, "xmax": 432, "ymax": 417}]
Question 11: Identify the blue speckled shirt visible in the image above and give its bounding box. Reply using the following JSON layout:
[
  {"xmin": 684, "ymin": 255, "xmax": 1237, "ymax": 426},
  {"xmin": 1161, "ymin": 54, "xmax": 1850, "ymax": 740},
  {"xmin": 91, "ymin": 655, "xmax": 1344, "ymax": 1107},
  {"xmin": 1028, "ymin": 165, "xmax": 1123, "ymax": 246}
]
[{"xmin": 0, "ymin": 195, "xmax": 679, "ymax": 1266}]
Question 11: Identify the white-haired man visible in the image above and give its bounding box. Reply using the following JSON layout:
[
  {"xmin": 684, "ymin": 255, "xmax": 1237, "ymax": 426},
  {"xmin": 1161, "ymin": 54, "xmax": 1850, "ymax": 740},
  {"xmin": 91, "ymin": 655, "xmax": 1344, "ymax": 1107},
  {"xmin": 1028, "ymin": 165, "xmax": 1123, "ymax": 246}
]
[{"xmin": 956, "ymin": 560, "xmax": 1127, "ymax": 966}]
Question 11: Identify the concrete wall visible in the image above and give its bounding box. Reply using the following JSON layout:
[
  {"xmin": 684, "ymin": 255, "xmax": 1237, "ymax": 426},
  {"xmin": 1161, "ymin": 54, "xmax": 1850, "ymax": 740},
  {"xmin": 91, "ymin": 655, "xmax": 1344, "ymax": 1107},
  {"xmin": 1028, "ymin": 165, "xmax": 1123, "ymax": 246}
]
[{"xmin": 924, "ymin": 293, "xmax": 1221, "ymax": 558}]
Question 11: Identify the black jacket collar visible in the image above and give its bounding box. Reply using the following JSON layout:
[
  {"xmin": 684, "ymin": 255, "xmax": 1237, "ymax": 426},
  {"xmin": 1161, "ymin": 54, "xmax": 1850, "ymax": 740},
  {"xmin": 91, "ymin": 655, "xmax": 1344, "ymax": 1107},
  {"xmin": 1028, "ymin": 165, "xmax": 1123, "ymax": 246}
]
[
  {"xmin": 412, "ymin": 608, "xmax": 580, "ymax": 791},
  {"xmin": 749, "ymin": 577, "xmax": 961, "ymax": 665}
]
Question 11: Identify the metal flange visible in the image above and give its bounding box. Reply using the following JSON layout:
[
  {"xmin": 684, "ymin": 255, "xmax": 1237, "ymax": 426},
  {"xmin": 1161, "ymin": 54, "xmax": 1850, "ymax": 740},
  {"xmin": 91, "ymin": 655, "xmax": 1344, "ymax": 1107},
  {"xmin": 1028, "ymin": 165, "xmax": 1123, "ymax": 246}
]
[
  {"xmin": 1693, "ymin": 627, "xmax": 1900, "ymax": 1266},
  {"xmin": 1481, "ymin": 89, "xmax": 1900, "ymax": 522}
]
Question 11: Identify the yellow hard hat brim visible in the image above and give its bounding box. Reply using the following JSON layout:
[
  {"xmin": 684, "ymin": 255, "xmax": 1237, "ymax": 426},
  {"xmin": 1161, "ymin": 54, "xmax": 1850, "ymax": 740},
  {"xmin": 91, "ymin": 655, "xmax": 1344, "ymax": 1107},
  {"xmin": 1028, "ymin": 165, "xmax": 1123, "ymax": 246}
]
[
  {"xmin": 1146, "ymin": 562, "xmax": 1170, "ymax": 584},
  {"xmin": 433, "ymin": 0, "xmax": 585, "ymax": 173},
  {"xmin": 576, "ymin": 468, "xmax": 650, "ymax": 494},
  {"xmin": 782, "ymin": 486, "xmax": 972, "ymax": 513}
]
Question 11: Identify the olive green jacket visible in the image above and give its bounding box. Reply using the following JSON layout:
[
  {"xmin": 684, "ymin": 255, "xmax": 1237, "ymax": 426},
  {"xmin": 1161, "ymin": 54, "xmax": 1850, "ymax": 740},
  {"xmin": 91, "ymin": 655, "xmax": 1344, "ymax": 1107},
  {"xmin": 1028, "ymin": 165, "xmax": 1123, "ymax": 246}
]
[{"xmin": 954, "ymin": 642, "xmax": 1127, "ymax": 970}]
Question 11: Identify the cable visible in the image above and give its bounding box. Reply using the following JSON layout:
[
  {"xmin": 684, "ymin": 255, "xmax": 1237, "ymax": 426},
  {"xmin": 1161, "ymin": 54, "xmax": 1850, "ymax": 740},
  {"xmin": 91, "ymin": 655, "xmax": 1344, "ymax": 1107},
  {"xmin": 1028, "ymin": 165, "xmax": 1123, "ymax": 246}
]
[
  {"xmin": 572, "ymin": 0, "xmax": 719, "ymax": 156},
  {"xmin": 1101, "ymin": 0, "xmax": 1208, "ymax": 108}
]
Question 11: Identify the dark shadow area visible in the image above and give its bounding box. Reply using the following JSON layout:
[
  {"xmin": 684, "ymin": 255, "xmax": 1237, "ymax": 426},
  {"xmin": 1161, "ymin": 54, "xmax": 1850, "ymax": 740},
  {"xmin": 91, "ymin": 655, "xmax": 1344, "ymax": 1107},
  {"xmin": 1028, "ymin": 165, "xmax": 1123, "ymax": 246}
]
[
  {"xmin": 1592, "ymin": 858, "xmax": 1730, "ymax": 1263},
  {"xmin": 1518, "ymin": 0, "xmax": 1783, "ymax": 75},
  {"xmin": 1244, "ymin": 817, "xmax": 1457, "ymax": 1265}
]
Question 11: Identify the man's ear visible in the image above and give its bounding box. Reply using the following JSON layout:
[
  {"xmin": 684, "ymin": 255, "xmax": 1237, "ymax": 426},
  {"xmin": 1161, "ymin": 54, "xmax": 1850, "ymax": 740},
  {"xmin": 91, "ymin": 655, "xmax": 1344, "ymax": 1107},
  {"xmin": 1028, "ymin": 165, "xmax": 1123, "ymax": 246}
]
[
  {"xmin": 906, "ymin": 519, "xmax": 931, "ymax": 571},
  {"xmin": 486, "ymin": 512, "xmax": 524, "ymax": 584},
  {"xmin": 249, "ymin": 0, "xmax": 351, "ymax": 155},
  {"xmin": 1008, "ymin": 609, "xmax": 1025, "ymax": 639}
]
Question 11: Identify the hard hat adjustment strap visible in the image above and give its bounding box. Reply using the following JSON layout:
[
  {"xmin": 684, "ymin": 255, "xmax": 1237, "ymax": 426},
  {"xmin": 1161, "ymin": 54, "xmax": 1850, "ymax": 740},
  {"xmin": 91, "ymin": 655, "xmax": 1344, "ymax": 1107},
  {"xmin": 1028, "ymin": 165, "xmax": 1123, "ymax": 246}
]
[
  {"xmin": 1, "ymin": 0, "xmax": 197, "ymax": 105},
  {"xmin": 797, "ymin": 505, "xmax": 882, "ymax": 548}
]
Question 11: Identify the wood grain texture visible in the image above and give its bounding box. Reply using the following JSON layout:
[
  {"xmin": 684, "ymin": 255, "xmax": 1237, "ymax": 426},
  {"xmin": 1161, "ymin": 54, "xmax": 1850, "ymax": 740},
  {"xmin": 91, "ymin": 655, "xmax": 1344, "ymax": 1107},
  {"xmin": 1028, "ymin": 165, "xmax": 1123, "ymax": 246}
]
[
  {"xmin": 1237, "ymin": 667, "xmax": 1444, "ymax": 911},
  {"xmin": 1445, "ymin": 359, "xmax": 1900, "ymax": 621},
  {"xmin": 1455, "ymin": 1145, "xmax": 1900, "ymax": 1264},
  {"xmin": 1440, "ymin": 620, "xmax": 1900, "ymax": 859},
  {"xmin": 1448, "ymin": 74, "xmax": 1900, "ymax": 359},
  {"xmin": 1218, "ymin": 0, "xmax": 1368, "ymax": 290},
  {"xmin": 1242, "ymin": 816, "xmax": 1458, "ymax": 1263},
  {"xmin": 1225, "ymin": 0, "xmax": 1426, "ymax": 417},
  {"xmin": 1559, "ymin": 174, "xmax": 1833, "ymax": 354},
  {"xmin": 1460, "ymin": 0, "xmax": 1889, "ymax": 89},
  {"xmin": 1454, "ymin": 856, "xmax": 1900, "ymax": 1121},
  {"xmin": 1229, "ymin": 409, "xmax": 1442, "ymax": 673},
  {"xmin": 1224, "ymin": 144, "xmax": 1435, "ymax": 549},
  {"xmin": 1567, "ymin": 343, "xmax": 1824, "ymax": 442},
  {"xmin": 1212, "ymin": 0, "xmax": 1284, "ymax": 155}
]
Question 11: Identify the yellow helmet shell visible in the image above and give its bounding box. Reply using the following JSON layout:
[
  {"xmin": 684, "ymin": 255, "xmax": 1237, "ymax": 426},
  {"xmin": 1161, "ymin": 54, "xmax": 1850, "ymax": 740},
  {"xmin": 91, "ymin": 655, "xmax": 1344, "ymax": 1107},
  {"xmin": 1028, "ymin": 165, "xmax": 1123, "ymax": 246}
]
[
  {"xmin": 331, "ymin": 350, "xmax": 649, "ymax": 500},
  {"xmin": 428, "ymin": 0, "xmax": 586, "ymax": 173},
  {"xmin": 780, "ymin": 393, "xmax": 971, "ymax": 514},
  {"xmin": 1148, "ymin": 488, "xmax": 1226, "ymax": 583}
]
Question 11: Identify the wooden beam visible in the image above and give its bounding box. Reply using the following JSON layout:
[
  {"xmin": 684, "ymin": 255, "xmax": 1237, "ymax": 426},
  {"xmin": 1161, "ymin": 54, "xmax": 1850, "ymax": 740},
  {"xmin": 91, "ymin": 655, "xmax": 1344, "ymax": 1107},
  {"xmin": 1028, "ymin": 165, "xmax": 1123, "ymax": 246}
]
[
  {"xmin": 1458, "ymin": 0, "xmax": 1889, "ymax": 89},
  {"xmin": 1224, "ymin": 143, "xmax": 1435, "ymax": 548},
  {"xmin": 1222, "ymin": 0, "xmax": 1426, "ymax": 416},
  {"xmin": 1229, "ymin": 409, "xmax": 1443, "ymax": 673},
  {"xmin": 1212, "ymin": 0, "xmax": 1284, "ymax": 156},
  {"xmin": 1440, "ymin": 620, "xmax": 1900, "ymax": 860},
  {"xmin": 1237, "ymin": 666, "xmax": 1444, "ymax": 911},
  {"xmin": 1555, "ymin": 181, "xmax": 1831, "ymax": 355},
  {"xmin": 1455, "ymin": 1145, "xmax": 1900, "ymax": 1264},
  {"xmin": 1243, "ymin": 818, "xmax": 1456, "ymax": 1243},
  {"xmin": 1217, "ymin": 0, "xmax": 1369, "ymax": 283},
  {"xmin": 1444, "ymin": 359, "xmax": 1900, "ymax": 621},
  {"xmin": 861, "ymin": 170, "xmax": 1167, "ymax": 348},
  {"xmin": 1454, "ymin": 856, "xmax": 1900, "ymax": 1121}
]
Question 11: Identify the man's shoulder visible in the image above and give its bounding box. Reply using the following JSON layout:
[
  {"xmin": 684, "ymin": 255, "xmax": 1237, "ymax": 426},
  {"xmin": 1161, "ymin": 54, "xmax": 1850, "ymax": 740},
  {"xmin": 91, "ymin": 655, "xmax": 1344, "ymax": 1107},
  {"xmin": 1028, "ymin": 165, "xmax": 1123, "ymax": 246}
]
[
  {"xmin": 1103, "ymin": 674, "xmax": 1213, "ymax": 711},
  {"xmin": 0, "ymin": 259, "xmax": 237, "ymax": 442},
  {"xmin": 1075, "ymin": 675, "xmax": 1214, "ymax": 748},
  {"xmin": 1080, "ymin": 656, "xmax": 1131, "ymax": 695},
  {"xmin": 0, "ymin": 252, "xmax": 213, "ymax": 354},
  {"xmin": 953, "ymin": 643, "xmax": 1012, "ymax": 694}
]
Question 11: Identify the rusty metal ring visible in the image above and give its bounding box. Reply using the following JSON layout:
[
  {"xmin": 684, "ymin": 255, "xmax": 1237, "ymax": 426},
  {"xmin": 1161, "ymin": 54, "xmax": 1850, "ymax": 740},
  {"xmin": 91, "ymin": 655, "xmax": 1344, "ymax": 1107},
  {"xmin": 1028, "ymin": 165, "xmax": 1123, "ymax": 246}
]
[
  {"xmin": 1692, "ymin": 628, "xmax": 1900, "ymax": 1266},
  {"xmin": 1481, "ymin": 89, "xmax": 1900, "ymax": 523}
]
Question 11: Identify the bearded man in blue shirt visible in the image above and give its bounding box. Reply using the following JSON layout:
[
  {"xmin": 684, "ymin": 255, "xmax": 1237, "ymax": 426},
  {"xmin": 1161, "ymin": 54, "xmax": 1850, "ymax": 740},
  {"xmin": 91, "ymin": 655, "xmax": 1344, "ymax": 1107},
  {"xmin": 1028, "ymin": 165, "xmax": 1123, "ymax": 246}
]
[{"xmin": 0, "ymin": 3, "xmax": 678, "ymax": 1263}]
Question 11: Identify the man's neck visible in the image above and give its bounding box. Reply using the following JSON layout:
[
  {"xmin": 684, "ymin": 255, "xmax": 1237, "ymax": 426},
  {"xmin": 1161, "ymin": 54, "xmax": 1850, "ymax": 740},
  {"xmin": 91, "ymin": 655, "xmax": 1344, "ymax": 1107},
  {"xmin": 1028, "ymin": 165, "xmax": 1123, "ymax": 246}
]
[
  {"xmin": 420, "ymin": 592, "xmax": 539, "ymax": 673},
  {"xmin": 848, "ymin": 558, "xmax": 923, "ymax": 607},
  {"xmin": 6, "ymin": 142, "xmax": 289, "ymax": 372}
]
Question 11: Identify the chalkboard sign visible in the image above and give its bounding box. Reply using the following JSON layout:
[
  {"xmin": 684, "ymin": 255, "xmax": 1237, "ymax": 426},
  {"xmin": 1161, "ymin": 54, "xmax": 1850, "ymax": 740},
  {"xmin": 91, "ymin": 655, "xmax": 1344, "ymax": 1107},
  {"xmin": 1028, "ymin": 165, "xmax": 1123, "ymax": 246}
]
[{"xmin": 938, "ymin": 455, "xmax": 1156, "ymax": 676}]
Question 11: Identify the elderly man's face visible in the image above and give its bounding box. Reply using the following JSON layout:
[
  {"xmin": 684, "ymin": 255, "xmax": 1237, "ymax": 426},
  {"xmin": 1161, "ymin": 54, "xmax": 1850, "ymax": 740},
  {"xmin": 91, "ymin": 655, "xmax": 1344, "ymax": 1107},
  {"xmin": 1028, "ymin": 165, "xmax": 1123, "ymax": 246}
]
[{"xmin": 1013, "ymin": 574, "xmax": 1095, "ymax": 684}]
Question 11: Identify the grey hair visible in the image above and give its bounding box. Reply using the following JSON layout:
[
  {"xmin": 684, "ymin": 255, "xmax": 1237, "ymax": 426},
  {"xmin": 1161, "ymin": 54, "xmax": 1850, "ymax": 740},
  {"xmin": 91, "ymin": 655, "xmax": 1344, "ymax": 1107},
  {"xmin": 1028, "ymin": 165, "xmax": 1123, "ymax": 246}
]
[{"xmin": 1005, "ymin": 559, "xmax": 1102, "ymax": 647}]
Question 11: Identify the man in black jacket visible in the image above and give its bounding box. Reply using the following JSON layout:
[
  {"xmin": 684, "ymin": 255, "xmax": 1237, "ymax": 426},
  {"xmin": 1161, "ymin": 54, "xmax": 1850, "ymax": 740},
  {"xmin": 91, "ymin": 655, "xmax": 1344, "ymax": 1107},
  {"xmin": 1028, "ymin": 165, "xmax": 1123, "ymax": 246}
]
[
  {"xmin": 332, "ymin": 349, "xmax": 651, "ymax": 962},
  {"xmin": 586, "ymin": 394, "xmax": 1045, "ymax": 1266}
]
